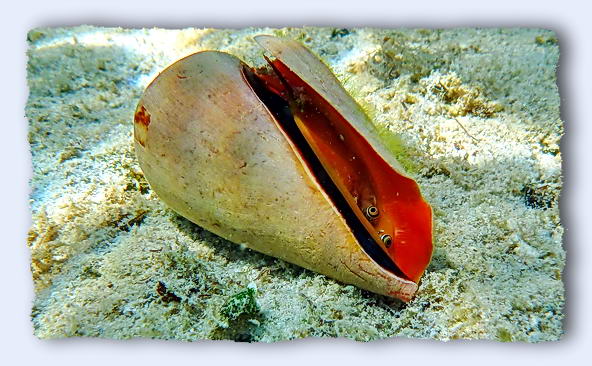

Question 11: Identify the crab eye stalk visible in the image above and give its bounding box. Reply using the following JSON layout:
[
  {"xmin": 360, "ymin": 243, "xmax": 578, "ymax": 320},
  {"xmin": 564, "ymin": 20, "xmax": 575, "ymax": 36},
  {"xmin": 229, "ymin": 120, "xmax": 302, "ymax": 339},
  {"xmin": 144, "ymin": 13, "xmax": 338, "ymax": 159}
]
[
  {"xmin": 365, "ymin": 205, "xmax": 379, "ymax": 220},
  {"xmin": 380, "ymin": 234, "xmax": 393, "ymax": 248}
]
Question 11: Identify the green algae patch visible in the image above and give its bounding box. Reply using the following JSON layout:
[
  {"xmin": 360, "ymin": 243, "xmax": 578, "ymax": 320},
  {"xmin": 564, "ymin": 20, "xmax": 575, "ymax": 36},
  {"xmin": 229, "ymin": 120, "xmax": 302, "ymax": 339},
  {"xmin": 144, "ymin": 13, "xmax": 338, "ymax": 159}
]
[
  {"xmin": 221, "ymin": 284, "xmax": 260, "ymax": 321},
  {"xmin": 212, "ymin": 284, "xmax": 262, "ymax": 342}
]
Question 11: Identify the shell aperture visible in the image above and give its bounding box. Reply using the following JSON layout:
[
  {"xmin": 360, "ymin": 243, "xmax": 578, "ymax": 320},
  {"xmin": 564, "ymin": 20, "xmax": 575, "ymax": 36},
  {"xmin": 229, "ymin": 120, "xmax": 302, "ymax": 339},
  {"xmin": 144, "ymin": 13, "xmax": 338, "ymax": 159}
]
[{"xmin": 246, "ymin": 48, "xmax": 432, "ymax": 283}]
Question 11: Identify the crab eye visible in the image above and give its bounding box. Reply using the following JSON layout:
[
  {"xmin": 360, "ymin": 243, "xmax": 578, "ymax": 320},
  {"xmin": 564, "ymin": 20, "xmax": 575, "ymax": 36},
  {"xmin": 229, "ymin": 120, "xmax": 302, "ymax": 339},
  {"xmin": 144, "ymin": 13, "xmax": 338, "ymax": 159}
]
[
  {"xmin": 365, "ymin": 205, "xmax": 379, "ymax": 220},
  {"xmin": 380, "ymin": 234, "xmax": 392, "ymax": 247}
]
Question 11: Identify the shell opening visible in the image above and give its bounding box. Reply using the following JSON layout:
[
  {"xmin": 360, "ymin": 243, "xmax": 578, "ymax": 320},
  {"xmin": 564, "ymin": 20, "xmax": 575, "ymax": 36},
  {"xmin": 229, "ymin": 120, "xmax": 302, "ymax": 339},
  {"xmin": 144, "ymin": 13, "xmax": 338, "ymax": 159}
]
[
  {"xmin": 242, "ymin": 64, "xmax": 411, "ymax": 280},
  {"xmin": 257, "ymin": 56, "xmax": 432, "ymax": 284}
]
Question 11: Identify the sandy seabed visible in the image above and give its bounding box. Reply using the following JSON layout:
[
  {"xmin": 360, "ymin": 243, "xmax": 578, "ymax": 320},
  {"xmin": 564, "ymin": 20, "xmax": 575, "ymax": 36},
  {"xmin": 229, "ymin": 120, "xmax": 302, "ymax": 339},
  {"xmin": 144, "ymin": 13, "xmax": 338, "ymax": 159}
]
[{"xmin": 26, "ymin": 26, "xmax": 563, "ymax": 342}]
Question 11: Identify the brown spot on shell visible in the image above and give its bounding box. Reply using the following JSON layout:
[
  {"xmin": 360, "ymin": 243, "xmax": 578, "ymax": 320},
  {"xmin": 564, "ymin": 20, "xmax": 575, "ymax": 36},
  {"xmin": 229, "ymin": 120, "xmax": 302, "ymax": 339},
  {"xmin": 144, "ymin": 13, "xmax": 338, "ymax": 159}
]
[
  {"xmin": 134, "ymin": 105, "xmax": 151, "ymax": 147},
  {"xmin": 134, "ymin": 105, "xmax": 151, "ymax": 127}
]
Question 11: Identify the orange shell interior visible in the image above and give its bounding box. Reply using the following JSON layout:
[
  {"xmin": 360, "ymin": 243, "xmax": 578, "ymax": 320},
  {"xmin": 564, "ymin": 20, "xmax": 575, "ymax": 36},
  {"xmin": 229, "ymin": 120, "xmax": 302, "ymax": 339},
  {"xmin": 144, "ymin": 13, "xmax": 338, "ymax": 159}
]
[{"xmin": 255, "ymin": 60, "xmax": 433, "ymax": 283}]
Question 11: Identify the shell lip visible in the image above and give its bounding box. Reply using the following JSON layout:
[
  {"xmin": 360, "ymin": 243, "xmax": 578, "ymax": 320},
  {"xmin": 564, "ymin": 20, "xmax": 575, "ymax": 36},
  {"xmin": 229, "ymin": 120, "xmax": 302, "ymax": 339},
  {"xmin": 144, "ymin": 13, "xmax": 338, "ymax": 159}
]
[{"xmin": 254, "ymin": 35, "xmax": 412, "ymax": 177}]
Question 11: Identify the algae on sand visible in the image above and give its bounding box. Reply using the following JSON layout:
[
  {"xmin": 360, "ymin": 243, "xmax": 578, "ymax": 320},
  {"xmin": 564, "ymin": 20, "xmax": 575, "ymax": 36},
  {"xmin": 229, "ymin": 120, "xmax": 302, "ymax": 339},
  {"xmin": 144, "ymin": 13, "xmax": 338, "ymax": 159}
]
[{"xmin": 26, "ymin": 26, "xmax": 563, "ymax": 342}]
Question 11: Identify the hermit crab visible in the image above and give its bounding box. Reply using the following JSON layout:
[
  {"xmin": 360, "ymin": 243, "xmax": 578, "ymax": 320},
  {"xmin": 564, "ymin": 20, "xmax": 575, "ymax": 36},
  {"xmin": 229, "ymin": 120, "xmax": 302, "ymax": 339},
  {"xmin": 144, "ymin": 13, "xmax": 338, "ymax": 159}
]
[{"xmin": 133, "ymin": 35, "xmax": 433, "ymax": 302}]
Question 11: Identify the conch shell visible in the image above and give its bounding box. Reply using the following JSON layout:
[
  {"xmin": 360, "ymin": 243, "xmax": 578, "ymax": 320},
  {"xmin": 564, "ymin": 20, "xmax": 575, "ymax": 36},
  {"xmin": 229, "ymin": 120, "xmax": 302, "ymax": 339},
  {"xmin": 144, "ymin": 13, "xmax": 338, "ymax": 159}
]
[{"xmin": 133, "ymin": 35, "xmax": 433, "ymax": 302}]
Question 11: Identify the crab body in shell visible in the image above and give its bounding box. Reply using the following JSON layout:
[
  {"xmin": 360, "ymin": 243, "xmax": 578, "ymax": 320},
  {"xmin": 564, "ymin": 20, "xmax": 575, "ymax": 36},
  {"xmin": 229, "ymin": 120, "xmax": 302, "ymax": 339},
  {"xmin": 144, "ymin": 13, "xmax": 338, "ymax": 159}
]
[{"xmin": 133, "ymin": 35, "xmax": 433, "ymax": 302}]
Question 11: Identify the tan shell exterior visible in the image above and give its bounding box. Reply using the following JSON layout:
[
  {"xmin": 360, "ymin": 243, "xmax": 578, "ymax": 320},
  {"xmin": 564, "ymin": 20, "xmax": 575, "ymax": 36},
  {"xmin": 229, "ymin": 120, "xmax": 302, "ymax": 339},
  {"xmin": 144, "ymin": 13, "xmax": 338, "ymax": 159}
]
[{"xmin": 134, "ymin": 50, "xmax": 418, "ymax": 301}]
